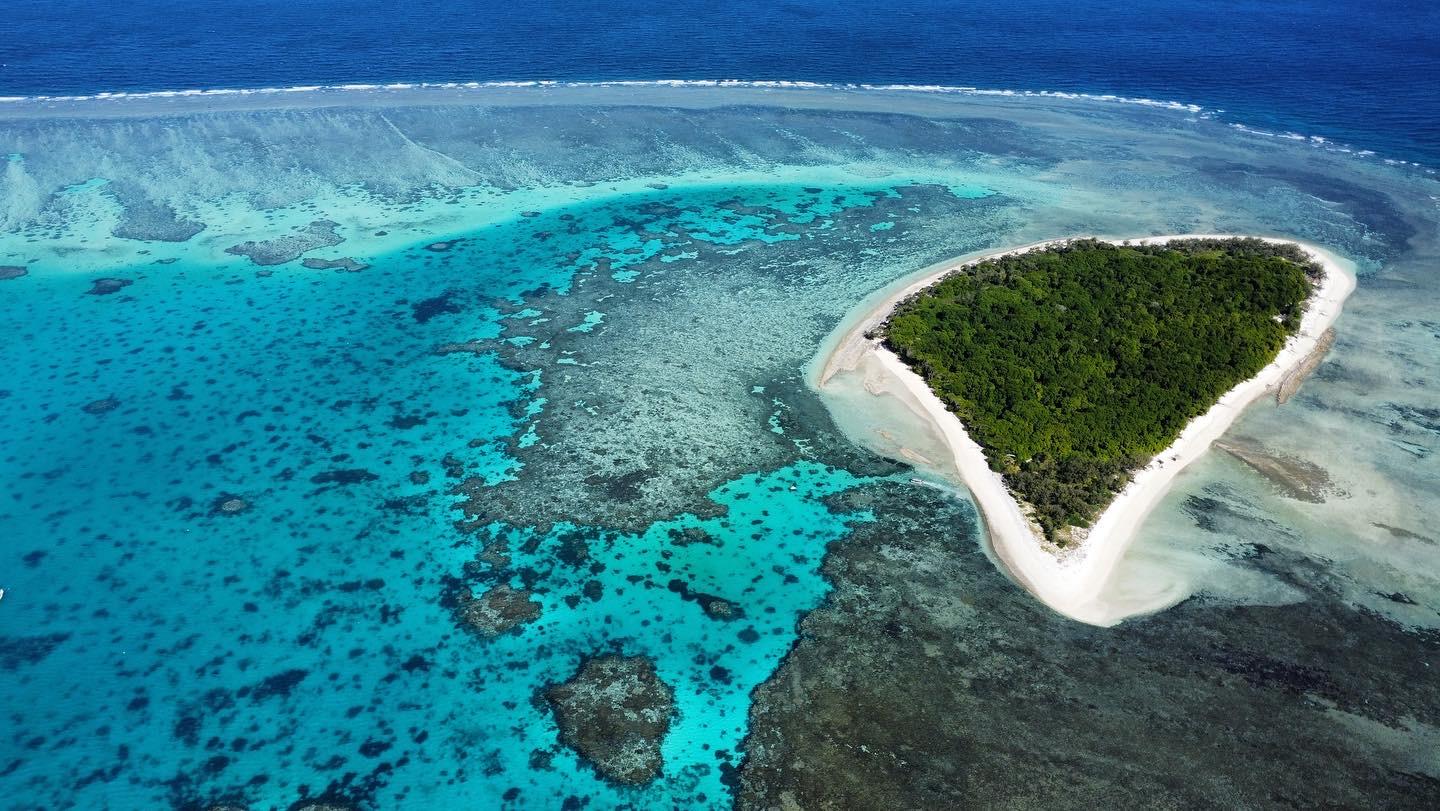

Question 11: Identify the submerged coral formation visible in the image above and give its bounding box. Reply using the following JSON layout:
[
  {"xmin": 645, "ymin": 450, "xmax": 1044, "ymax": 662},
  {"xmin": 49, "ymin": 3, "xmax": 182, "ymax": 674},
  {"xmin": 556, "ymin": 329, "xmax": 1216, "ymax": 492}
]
[
  {"xmin": 544, "ymin": 655, "xmax": 676, "ymax": 786},
  {"xmin": 456, "ymin": 584, "xmax": 543, "ymax": 637},
  {"xmin": 1, "ymin": 89, "xmax": 1436, "ymax": 809}
]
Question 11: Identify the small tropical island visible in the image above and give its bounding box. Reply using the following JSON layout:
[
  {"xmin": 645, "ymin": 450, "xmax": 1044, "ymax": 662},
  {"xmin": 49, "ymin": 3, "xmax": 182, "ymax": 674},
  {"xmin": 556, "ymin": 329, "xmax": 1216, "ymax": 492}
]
[
  {"xmin": 884, "ymin": 238, "xmax": 1315, "ymax": 543},
  {"xmin": 816, "ymin": 235, "xmax": 1355, "ymax": 625}
]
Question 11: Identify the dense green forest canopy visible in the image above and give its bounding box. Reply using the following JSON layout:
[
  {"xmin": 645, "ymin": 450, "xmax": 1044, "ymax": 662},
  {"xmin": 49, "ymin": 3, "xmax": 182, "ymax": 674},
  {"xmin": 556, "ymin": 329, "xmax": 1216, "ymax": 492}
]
[{"xmin": 882, "ymin": 238, "xmax": 1317, "ymax": 542}]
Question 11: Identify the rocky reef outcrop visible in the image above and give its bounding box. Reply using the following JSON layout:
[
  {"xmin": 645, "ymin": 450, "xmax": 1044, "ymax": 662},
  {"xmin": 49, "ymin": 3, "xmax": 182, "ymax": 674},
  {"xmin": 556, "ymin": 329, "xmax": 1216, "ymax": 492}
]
[
  {"xmin": 457, "ymin": 584, "xmax": 542, "ymax": 637},
  {"xmin": 544, "ymin": 655, "xmax": 675, "ymax": 786}
]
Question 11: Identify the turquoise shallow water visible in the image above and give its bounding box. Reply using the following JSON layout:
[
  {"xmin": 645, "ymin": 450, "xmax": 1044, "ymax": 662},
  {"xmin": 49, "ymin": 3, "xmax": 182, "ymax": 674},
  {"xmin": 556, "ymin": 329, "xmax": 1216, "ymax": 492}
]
[
  {"xmin": 1, "ymin": 88, "xmax": 1438, "ymax": 808},
  {"xmin": 0, "ymin": 142, "xmax": 988, "ymax": 807}
]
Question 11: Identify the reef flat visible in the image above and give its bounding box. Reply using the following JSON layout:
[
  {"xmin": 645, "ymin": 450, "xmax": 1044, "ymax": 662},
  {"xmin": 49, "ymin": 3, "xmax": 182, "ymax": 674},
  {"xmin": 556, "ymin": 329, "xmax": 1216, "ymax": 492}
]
[
  {"xmin": 738, "ymin": 478, "xmax": 1440, "ymax": 809},
  {"xmin": 0, "ymin": 86, "xmax": 1437, "ymax": 808}
]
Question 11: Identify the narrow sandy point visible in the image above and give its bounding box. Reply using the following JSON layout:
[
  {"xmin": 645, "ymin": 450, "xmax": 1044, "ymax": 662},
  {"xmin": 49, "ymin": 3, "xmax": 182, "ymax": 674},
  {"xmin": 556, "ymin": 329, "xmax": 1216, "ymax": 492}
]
[
  {"xmin": 1277, "ymin": 326, "xmax": 1337, "ymax": 404},
  {"xmin": 811, "ymin": 234, "xmax": 1357, "ymax": 626}
]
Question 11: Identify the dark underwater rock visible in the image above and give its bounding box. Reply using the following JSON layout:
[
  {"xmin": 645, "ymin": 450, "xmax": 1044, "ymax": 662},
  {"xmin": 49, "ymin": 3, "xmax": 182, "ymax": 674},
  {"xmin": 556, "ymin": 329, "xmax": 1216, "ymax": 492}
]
[
  {"xmin": 0, "ymin": 266, "xmax": 26, "ymax": 280},
  {"xmin": 544, "ymin": 655, "xmax": 675, "ymax": 786}
]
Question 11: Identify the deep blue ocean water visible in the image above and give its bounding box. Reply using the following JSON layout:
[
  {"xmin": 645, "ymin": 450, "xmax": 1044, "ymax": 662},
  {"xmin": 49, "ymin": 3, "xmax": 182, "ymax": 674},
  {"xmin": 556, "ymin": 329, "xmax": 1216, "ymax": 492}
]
[{"xmin": 2, "ymin": 0, "xmax": 1437, "ymax": 164}]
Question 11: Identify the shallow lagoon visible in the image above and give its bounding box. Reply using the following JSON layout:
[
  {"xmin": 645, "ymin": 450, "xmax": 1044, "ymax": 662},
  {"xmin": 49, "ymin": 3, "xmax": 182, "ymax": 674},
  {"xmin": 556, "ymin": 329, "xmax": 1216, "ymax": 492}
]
[{"xmin": 1, "ymin": 87, "xmax": 1437, "ymax": 808}]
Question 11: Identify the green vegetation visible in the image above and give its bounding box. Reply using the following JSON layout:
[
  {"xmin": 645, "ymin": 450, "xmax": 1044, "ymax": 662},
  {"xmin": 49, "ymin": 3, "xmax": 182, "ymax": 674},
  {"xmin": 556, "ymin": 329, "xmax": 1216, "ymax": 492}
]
[{"xmin": 882, "ymin": 238, "xmax": 1316, "ymax": 542}]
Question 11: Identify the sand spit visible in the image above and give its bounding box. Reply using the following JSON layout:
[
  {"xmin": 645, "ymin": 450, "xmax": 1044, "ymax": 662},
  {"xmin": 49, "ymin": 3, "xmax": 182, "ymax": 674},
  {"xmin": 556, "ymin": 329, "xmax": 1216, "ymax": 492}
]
[
  {"xmin": 812, "ymin": 235, "xmax": 1356, "ymax": 626},
  {"xmin": 1277, "ymin": 326, "xmax": 1337, "ymax": 403}
]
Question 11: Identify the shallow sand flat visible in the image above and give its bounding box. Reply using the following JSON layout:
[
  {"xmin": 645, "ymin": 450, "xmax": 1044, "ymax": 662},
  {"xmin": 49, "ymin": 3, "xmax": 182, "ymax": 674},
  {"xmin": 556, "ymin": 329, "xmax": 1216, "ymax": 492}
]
[{"xmin": 814, "ymin": 235, "xmax": 1357, "ymax": 625}]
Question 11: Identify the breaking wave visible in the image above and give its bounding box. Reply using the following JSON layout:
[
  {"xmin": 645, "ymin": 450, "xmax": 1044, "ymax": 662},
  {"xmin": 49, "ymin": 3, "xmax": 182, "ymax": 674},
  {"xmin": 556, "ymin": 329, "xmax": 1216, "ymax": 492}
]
[{"xmin": 0, "ymin": 79, "xmax": 1427, "ymax": 172}]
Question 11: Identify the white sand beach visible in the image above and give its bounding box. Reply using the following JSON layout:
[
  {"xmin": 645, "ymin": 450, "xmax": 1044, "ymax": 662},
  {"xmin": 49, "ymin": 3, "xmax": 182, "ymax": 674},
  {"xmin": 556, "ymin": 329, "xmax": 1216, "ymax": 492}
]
[{"xmin": 812, "ymin": 235, "xmax": 1357, "ymax": 626}]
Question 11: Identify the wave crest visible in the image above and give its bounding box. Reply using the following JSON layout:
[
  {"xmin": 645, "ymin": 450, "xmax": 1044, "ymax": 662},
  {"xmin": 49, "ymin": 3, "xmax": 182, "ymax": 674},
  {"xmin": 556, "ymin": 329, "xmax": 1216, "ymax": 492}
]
[{"xmin": 0, "ymin": 79, "xmax": 1426, "ymax": 172}]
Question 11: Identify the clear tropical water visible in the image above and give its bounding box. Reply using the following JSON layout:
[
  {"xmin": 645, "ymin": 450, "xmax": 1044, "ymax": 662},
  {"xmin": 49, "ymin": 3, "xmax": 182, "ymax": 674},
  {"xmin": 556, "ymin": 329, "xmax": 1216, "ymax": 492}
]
[{"xmin": 0, "ymin": 74, "xmax": 1436, "ymax": 811}]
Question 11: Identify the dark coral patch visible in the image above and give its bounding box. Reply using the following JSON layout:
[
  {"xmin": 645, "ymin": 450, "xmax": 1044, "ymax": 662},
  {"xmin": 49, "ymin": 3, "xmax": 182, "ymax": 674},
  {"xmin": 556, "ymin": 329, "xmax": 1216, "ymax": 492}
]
[
  {"xmin": 82, "ymin": 396, "xmax": 121, "ymax": 415},
  {"xmin": 245, "ymin": 669, "xmax": 309, "ymax": 701},
  {"xmin": 455, "ymin": 584, "xmax": 542, "ymax": 638},
  {"xmin": 211, "ymin": 494, "xmax": 251, "ymax": 516},
  {"xmin": 667, "ymin": 578, "xmax": 742, "ymax": 621},
  {"xmin": 544, "ymin": 655, "xmax": 676, "ymax": 786},
  {"xmin": 0, "ymin": 633, "xmax": 71, "ymax": 670},
  {"xmin": 411, "ymin": 291, "xmax": 462, "ymax": 323},
  {"xmin": 86, "ymin": 278, "xmax": 133, "ymax": 296},
  {"xmin": 433, "ymin": 340, "xmax": 486, "ymax": 355},
  {"xmin": 225, "ymin": 219, "xmax": 342, "ymax": 266},
  {"xmin": 358, "ymin": 739, "xmax": 391, "ymax": 758},
  {"xmin": 310, "ymin": 469, "xmax": 379, "ymax": 486},
  {"xmin": 301, "ymin": 257, "xmax": 368, "ymax": 272}
]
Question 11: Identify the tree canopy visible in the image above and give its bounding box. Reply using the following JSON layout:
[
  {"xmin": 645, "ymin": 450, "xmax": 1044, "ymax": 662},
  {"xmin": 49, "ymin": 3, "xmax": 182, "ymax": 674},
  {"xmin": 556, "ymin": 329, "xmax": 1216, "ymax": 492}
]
[{"xmin": 882, "ymin": 238, "xmax": 1315, "ymax": 542}]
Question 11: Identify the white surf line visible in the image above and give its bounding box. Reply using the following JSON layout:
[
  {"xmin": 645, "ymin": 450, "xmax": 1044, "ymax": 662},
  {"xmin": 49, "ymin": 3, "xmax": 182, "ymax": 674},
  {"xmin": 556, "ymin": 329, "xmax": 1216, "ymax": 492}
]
[
  {"xmin": 815, "ymin": 234, "xmax": 1356, "ymax": 626},
  {"xmin": 0, "ymin": 79, "xmax": 1206, "ymax": 112},
  {"xmin": 1, "ymin": 79, "xmax": 1420, "ymax": 169}
]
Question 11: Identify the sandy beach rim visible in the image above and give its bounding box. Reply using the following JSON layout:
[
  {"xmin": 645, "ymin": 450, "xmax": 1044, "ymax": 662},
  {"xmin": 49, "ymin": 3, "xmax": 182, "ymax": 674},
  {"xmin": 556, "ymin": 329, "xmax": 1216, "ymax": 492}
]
[{"xmin": 808, "ymin": 234, "xmax": 1358, "ymax": 626}]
